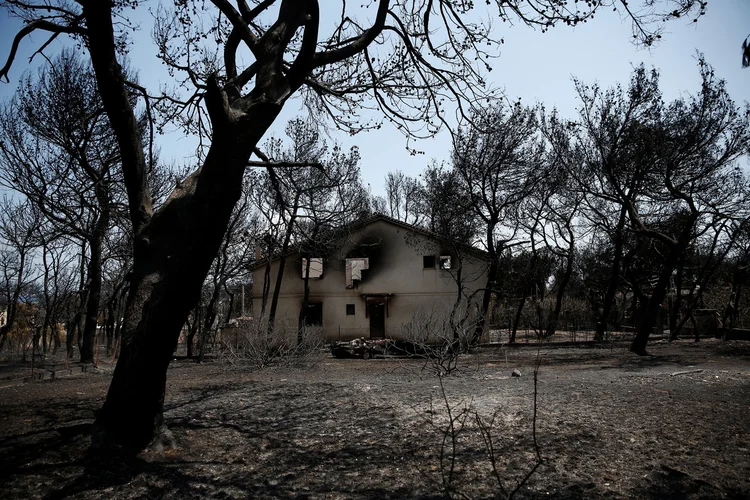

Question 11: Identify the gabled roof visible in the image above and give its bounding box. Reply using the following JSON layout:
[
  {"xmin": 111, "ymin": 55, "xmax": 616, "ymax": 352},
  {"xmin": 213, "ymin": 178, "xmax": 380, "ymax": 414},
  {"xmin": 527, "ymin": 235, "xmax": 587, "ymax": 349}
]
[{"xmin": 249, "ymin": 212, "xmax": 489, "ymax": 270}]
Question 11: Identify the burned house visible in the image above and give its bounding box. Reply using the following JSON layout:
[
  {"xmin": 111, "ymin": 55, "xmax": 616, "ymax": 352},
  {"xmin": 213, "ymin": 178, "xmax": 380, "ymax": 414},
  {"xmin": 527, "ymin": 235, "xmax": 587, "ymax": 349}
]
[{"xmin": 250, "ymin": 214, "xmax": 490, "ymax": 341}]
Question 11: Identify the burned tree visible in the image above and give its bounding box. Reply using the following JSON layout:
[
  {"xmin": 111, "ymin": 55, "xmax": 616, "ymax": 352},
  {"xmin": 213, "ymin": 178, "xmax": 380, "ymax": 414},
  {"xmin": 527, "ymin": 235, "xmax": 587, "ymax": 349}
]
[
  {"xmin": 0, "ymin": 52, "xmax": 121, "ymax": 364},
  {"xmin": 626, "ymin": 62, "xmax": 750, "ymax": 354},
  {"xmin": 452, "ymin": 102, "xmax": 546, "ymax": 342},
  {"xmin": 0, "ymin": 198, "xmax": 39, "ymax": 352},
  {"xmin": 0, "ymin": 0, "xmax": 709, "ymax": 450},
  {"xmin": 551, "ymin": 68, "xmax": 663, "ymax": 342}
]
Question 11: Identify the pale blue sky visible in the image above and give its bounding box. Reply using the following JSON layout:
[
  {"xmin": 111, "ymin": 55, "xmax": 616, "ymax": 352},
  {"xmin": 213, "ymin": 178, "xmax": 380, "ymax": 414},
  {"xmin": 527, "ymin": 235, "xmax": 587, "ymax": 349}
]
[{"xmin": 1, "ymin": 1, "xmax": 748, "ymax": 195}]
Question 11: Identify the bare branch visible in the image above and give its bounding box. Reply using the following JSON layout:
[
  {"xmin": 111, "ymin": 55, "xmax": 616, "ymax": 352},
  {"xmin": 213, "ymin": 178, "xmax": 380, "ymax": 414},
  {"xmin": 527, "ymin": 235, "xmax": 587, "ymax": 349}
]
[{"xmin": 0, "ymin": 17, "xmax": 85, "ymax": 82}]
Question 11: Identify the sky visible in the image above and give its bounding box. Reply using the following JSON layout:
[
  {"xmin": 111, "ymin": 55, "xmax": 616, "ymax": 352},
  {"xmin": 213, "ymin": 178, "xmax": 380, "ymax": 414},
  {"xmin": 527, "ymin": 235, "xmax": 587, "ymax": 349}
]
[{"xmin": 0, "ymin": 1, "xmax": 748, "ymax": 196}]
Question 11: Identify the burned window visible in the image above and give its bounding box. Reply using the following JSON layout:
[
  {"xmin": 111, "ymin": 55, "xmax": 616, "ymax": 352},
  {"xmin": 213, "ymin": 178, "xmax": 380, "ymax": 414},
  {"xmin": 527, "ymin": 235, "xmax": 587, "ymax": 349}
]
[
  {"xmin": 423, "ymin": 255, "xmax": 436, "ymax": 269},
  {"xmin": 346, "ymin": 304, "xmax": 355, "ymax": 316},
  {"xmin": 439, "ymin": 255, "xmax": 452, "ymax": 270},
  {"xmin": 302, "ymin": 257, "xmax": 323, "ymax": 279},
  {"xmin": 345, "ymin": 258, "xmax": 369, "ymax": 288}
]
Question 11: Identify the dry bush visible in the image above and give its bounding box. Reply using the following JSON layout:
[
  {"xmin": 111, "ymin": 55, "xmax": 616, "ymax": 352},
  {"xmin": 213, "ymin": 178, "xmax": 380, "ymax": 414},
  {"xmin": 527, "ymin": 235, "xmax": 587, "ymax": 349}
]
[
  {"xmin": 217, "ymin": 318, "xmax": 326, "ymax": 370},
  {"xmin": 419, "ymin": 366, "xmax": 543, "ymax": 499},
  {"xmin": 400, "ymin": 307, "xmax": 479, "ymax": 376}
]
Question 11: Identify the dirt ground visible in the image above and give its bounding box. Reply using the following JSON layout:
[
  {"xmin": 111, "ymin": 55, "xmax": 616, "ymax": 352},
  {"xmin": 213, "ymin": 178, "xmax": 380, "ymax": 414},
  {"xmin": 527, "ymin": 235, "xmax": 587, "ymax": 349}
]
[{"xmin": 1, "ymin": 339, "xmax": 749, "ymax": 499}]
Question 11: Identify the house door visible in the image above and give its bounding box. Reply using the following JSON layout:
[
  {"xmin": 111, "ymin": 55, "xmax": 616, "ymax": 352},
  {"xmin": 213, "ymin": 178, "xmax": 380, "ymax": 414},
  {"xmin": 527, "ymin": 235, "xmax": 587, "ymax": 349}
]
[{"xmin": 369, "ymin": 302, "xmax": 385, "ymax": 338}]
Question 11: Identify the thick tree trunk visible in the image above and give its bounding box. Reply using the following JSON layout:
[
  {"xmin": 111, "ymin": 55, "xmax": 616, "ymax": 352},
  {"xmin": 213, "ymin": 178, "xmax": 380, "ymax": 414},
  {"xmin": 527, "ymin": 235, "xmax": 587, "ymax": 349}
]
[
  {"xmin": 91, "ymin": 121, "xmax": 279, "ymax": 451},
  {"xmin": 630, "ymin": 260, "xmax": 673, "ymax": 355},
  {"xmin": 260, "ymin": 238, "xmax": 276, "ymax": 318},
  {"xmin": 475, "ymin": 259, "xmax": 497, "ymax": 343},
  {"xmin": 186, "ymin": 308, "xmax": 199, "ymax": 359},
  {"xmin": 224, "ymin": 286, "xmax": 235, "ymax": 324},
  {"xmin": 595, "ymin": 208, "xmax": 627, "ymax": 341},
  {"xmin": 731, "ymin": 285, "xmax": 742, "ymax": 330},
  {"xmin": 630, "ymin": 221, "xmax": 695, "ymax": 355},
  {"xmin": 669, "ymin": 256, "xmax": 685, "ymax": 341},
  {"xmin": 83, "ymin": 0, "xmax": 314, "ymax": 451},
  {"xmin": 0, "ymin": 326, "xmax": 8, "ymax": 353},
  {"xmin": 448, "ymin": 266, "xmax": 465, "ymax": 340},
  {"xmin": 473, "ymin": 225, "xmax": 498, "ymax": 344},
  {"xmin": 199, "ymin": 292, "xmax": 220, "ymax": 363},
  {"xmin": 52, "ymin": 322, "xmax": 61, "ymax": 355},
  {"xmin": 268, "ymin": 204, "xmax": 299, "ymax": 333},
  {"xmin": 510, "ymin": 294, "xmax": 527, "ymax": 343},
  {"xmin": 80, "ymin": 235, "xmax": 103, "ymax": 364},
  {"xmin": 81, "ymin": 181, "xmax": 110, "ymax": 364},
  {"xmin": 298, "ymin": 257, "xmax": 312, "ymax": 343},
  {"xmin": 546, "ymin": 252, "xmax": 574, "ymax": 338},
  {"xmin": 66, "ymin": 312, "xmax": 79, "ymax": 359}
]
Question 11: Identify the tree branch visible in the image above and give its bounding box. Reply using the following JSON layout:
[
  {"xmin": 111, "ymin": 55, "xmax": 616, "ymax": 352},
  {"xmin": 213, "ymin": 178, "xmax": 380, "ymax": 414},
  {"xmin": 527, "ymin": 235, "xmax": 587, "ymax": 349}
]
[
  {"xmin": 312, "ymin": 0, "xmax": 388, "ymax": 68},
  {"xmin": 0, "ymin": 17, "xmax": 85, "ymax": 82}
]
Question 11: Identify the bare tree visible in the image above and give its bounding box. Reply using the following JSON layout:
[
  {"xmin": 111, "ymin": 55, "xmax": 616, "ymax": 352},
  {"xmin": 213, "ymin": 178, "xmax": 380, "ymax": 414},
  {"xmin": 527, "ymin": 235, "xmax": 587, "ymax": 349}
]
[
  {"xmin": 549, "ymin": 67, "xmax": 663, "ymax": 341},
  {"xmin": 420, "ymin": 163, "xmax": 478, "ymax": 246},
  {"xmin": 382, "ymin": 171, "xmax": 425, "ymax": 226},
  {"xmin": 0, "ymin": 198, "xmax": 39, "ymax": 352},
  {"xmin": 627, "ymin": 61, "xmax": 750, "ymax": 354},
  {"xmin": 452, "ymin": 102, "xmax": 546, "ymax": 342},
  {"xmin": 535, "ymin": 164, "xmax": 585, "ymax": 338},
  {"xmin": 35, "ymin": 222, "xmax": 79, "ymax": 356},
  {"xmin": 0, "ymin": 0, "xmax": 708, "ymax": 450},
  {"xmin": 0, "ymin": 51, "xmax": 122, "ymax": 364}
]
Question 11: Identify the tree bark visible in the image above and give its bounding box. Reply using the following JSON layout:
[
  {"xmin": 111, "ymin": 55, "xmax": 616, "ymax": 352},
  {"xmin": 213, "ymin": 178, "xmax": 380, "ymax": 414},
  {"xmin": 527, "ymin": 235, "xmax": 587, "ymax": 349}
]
[
  {"xmin": 80, "ymin": 235, "xmax": 102, "ymax": 364},
  {"xmin": 83, "ymin": 0, "xmax": 326, "ymax": 451},
  {"xmin": 630, "ymin": 220, "xmax": 695, "ymax": 355},
  {"xmin": 595, "ymin": 207, "xmax": 627, "ymax": 341},
  {"xmin": 510, "ymin": 293, "xmax": 527, "ymax": 343},
  {"xmin": 199, "ymin": 290, "xmax": 220, "ymax": 363},
  {"xmin": 298, "ymin": 255, "xmax": 313, "ymax": 342},
  {"xmin": 668, "ymin": 254, "xmax": 685, "ymax": 341},
  {"xmin": 268, "ymin": 198, "xmax": 299, "ymax": 333},
  {"xmin": 546, "ymin": 251, "xmax": 574, "ymax": 338},
  {"xmin": 473, "ymin": 223, "xmax": 499, "ymax": 343},
  {"xmin": 91, "ymin": 114, "xmax": 280, "ymax": 450},
  {"xmin": 80, "ymin": 180, "xmax": 110, "ymax": 364}
]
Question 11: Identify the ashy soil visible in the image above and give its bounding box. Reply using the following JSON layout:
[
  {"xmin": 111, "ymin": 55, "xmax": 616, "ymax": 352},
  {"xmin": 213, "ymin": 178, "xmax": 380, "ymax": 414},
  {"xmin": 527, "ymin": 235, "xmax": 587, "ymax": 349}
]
[{"xmin": 1, "ymin": 339, "xmax": 749, "ymax": 499}]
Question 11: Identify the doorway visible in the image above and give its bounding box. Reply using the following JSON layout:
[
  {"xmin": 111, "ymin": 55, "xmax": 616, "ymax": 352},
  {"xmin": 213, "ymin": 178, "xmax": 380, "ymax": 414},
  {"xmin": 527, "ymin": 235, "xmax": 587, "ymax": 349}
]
[{"xmin": 369, "ymin": 302, "xmax": 385, "ymax": 338}]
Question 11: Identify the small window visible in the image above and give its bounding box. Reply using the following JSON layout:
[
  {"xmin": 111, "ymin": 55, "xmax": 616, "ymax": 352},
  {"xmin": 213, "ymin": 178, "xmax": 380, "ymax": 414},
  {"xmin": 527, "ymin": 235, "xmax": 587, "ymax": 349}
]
[
  {"xmin": 302, "ymin": 257, "xmax": 323, "ymax": 279},
  {"xmin": 423, "ymin": 255, "xmax": 436, "ymax": 269},
  {"xmin": 439, "ymin": 255, "xmax": 452, "ymax": 270},
  {"xmin": 346, "ymin": 304, "xmax": 355, "ymax": 316}
]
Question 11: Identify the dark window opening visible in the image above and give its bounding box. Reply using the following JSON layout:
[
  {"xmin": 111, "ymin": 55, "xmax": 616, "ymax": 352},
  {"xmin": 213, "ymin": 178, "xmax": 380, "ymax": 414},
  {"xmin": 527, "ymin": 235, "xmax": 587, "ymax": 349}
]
[
  {"xmin": 303, "ymin": 302, "xmax": 323, "ymax": 326},
  {"xmin": 423, "ymin": 255, "xmax": 436, "ymax": 269},
  {"xmin": 346, "ymin": 304, "xmax": 355, "ymax": 316}
]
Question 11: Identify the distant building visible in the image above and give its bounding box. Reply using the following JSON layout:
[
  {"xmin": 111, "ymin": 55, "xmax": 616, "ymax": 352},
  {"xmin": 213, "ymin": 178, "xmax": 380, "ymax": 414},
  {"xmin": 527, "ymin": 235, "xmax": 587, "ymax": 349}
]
[{"xmin": 251, "ymin": 214, "xmax": 490, "ymax": 341}]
